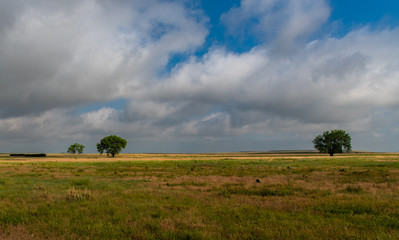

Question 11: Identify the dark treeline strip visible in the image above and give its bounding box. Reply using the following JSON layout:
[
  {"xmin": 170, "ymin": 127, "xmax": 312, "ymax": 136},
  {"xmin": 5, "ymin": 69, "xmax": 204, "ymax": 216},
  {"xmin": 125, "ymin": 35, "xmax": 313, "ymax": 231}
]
[{"xmin": 9, "ymin": 153, "xmax": 46, "ymax": 157}]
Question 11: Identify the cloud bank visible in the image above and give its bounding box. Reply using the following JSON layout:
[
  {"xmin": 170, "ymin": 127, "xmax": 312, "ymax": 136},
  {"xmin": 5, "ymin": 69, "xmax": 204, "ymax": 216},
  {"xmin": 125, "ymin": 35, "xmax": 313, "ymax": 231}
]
[
  {"xmin": 1, "ymin": 0, "xmax": 399, "ymax": 153},
  {"xmin": 0, "ymin": 0, "xmax": 207, "ymax": 117}
]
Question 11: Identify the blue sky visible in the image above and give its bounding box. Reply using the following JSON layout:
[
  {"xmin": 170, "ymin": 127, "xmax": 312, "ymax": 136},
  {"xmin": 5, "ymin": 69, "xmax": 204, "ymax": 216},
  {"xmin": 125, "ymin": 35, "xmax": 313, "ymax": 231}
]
[
  {"xmin": 331, "ymin": 0, "xmax": 399, "ymax": 24},
  {"xmin": 201, "ymin": 0, "xmax": 399, "ymax": 46},
  {"xmin": 1, "ymin": 0, "xmax": 399, "ymax": 153}
]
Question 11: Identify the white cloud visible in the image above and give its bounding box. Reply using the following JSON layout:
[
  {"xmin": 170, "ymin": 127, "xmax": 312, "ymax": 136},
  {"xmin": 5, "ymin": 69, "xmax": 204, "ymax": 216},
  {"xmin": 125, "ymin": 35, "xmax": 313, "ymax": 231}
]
[
  {"xmin": 0, "ymin": 0, "xmax": 208, "ymax": 117},
  {"xmin": 135, "ymin": 26, "xmax": 399, "ymax": 143},
  {"xmin": 1, "ymin": 0, "xmax": 399, "ymax": 152},
  {"xmin": 221, "ymin": 0, "xmax": 331, "ymax": 53}
]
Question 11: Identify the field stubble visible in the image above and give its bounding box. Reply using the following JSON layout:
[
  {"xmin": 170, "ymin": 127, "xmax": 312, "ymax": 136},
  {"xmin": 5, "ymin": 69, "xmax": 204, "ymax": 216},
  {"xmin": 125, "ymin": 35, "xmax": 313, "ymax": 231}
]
[{"xmin": 0, "ymin": 152, "xmax": 398, "ymax": 239}]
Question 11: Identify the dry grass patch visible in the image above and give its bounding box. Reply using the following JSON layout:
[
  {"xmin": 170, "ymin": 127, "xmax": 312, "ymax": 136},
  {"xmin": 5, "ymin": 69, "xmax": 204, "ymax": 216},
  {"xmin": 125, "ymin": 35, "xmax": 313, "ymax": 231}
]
[
  {"xmin": 65, "ymin": 187, "xmax": 92, "ymax": 201},
  {"xmin": 0, "ymin": 225, "xmax": 47, "ymax": 240}
]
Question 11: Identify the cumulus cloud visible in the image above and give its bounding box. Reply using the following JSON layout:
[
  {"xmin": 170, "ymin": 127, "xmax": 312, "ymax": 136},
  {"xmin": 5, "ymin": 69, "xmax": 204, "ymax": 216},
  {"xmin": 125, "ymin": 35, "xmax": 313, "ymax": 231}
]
[
  {"xmin": 221, "ymin": 0, "xmax": 331, "ymax": 53},
  {"xmin": 0, "ymin": 0, "xmax": 208, "ymax": 117},
  {"xmin": 1, "ymin": 0, "xmax": 399, "ymax": 152},
  {"xmin": 121, "ymin": 24, "xmax": 399, "ymax": 152},
  {"xmin": 146, "ymin": 27, "xmax": 399, "ymax": 125}
]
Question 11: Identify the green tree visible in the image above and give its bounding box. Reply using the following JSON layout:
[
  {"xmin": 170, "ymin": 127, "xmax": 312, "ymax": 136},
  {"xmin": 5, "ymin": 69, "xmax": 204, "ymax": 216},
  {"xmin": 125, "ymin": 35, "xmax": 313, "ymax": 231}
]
[
  {"xmin": 96, "ymin": 135, "xmax": 127, "ymax": 157},
  {"xmin": 67, "ymin": 143, "xmax": 85, "ymax": 154},
  {"xmin": 313, "ymin": 129, "xmax": 351, "ymax": 156}
]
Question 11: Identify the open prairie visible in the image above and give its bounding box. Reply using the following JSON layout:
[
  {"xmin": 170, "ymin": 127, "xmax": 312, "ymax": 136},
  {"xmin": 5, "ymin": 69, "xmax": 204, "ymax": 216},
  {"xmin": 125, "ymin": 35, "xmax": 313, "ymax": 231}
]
[{"xmin": 0, "ymin": 152, "xmax": 398, "ymax": 239}]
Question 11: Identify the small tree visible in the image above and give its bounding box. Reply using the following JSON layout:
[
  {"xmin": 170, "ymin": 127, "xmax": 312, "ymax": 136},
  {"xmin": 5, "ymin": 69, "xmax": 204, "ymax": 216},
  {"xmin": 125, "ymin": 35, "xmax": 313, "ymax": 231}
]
[
  {"xmin": 67, "ymin": 143, "xmax": 85, "ymax": 154},
  {"xmin": 96, "ymin": 135, "xmax": 127, "ymax": 157},
  {"xmin": 313, "ymin": 129, "xmax": 351, "ymax": 156}
]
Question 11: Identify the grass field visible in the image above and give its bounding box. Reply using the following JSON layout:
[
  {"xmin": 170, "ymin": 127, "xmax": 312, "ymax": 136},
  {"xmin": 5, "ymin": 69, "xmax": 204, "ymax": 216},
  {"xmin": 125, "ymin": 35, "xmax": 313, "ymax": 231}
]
[{"xmin": 0, "ymin": 152, "xmax": 398, "ymax": 239}]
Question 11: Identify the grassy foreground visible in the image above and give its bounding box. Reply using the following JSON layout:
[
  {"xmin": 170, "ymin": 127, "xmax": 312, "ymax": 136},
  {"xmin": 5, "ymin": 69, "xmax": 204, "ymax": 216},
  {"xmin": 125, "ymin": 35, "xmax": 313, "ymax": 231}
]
[{"xmin": 0, "ymin": 152, "xmax": 398, "ymax": 239}]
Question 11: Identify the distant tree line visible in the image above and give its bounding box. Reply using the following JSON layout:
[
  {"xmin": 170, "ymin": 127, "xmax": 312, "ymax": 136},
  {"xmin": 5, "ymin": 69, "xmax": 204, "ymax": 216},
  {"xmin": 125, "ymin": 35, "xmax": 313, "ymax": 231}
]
[{"xmin": 10, "ymin": 153, "xmax": 46, "ymax": 157}]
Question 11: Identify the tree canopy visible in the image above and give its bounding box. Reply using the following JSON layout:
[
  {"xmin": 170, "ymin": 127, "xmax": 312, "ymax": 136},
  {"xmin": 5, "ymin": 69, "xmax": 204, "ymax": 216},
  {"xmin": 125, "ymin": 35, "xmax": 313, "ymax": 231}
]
[
  {"xmin": 313, "ymin": 129, "xmax": 351, "ymax": 156},
  {"xmin": 96, "ymin": 135, "xmax": 127, "ymax": 157},
  {"xmin": 67, "ymin": 143, "xmax": 85, "ymax": 154}
]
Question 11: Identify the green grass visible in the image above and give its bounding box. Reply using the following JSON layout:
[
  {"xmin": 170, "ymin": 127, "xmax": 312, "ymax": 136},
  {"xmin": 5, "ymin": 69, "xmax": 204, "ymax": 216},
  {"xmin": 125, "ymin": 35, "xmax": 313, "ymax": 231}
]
[{"xmin": 0, "ymin": 152, "xmax": 398, "ymax": 239}]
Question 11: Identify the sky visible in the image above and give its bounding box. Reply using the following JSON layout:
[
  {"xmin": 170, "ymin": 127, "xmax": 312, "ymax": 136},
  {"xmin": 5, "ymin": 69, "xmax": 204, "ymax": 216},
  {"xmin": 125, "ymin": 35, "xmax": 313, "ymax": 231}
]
[{"xmin": 1, "ymin": 0, "xmax": 399, "ymax": 153}]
